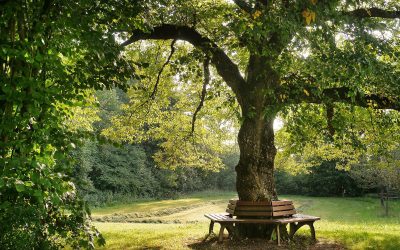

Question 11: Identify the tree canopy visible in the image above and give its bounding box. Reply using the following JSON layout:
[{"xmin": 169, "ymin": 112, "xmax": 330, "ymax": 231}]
[
  {"xmin": 107, "ymin": 0, "xmax": 400, "ymax": 204},
  {"xmin": 1, "ymin": 0, "xmax": 400, "ymax": 245}
]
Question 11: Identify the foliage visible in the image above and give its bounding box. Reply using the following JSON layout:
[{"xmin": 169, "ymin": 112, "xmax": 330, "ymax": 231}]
[
  {"xmin": 279, "ymin": 104, "xmax": 400, "ymax": 168},
  {"xmin": 103, "ymin": 41, "xmax": 239, "ymax": 171},
  {"xmin": 0, "ymin": 0, "xmax": 141, "ymax": 248},
  {"xmin": 72, "ymin": 138, "xmax": 238, "ymax": 206},
  {"xmin": 275, "ymin": 161, "xmax": 363, "ymax": 197},
  {"xmin": 69, "ymin": 87, "xmax": 238, "ymax": 205},
  {"xmin": 350, "ymin": 150, "xmax": 400, "ymax": 191}
]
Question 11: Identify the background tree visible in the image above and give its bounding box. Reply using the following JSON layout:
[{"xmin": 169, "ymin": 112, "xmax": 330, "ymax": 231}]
[
  {"xmin": 0, "ymin": 0, "xmax": 142, "ymax": 248},
  {"xmin": 106, "ymin": 0, "xmax": 400, "ymax": 238},
  {"xmin": 350, "ymin": 151, "xmax": 400, "ymax": 216}
]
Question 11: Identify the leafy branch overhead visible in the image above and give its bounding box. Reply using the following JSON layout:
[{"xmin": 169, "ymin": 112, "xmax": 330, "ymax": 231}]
[
  {"xmin": 122, "ymin": 24, "xmax": 246, "ymax": 104},
  {"xmin": 109, "ymin": 0, "xmax": 400, "ymax": 203},
  {"xmin": 121, "ymin": 6, "xmax": 400, "ymax": 111}
]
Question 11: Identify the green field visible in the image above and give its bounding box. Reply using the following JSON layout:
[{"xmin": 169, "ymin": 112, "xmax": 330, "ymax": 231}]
[{"xmin": 92, "ymin": 191, "xmax": 400, "ymax": 249}]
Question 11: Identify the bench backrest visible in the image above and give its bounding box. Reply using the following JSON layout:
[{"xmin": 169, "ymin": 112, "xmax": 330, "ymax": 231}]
[{"xmin": 226, "ymin": 199, "xmax": 296, "ymax": 218}]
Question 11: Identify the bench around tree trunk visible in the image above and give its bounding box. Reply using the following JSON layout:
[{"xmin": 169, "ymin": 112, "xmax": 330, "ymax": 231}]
[{"xmin": 204, "ymin": 200, "xmax": 320, "ymax": 245}]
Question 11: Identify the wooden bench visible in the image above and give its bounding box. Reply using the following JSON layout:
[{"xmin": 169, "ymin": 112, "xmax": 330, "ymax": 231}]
[{"xmin": 204, "ymin": 199, "xmax": 320, "ymax": 245}]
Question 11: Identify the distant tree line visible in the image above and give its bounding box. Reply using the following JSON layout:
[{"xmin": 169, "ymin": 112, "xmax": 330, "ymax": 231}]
[
  {"xmin": 275, "ymin": 161, "xmax": 363, "ymax": 197},
  {"xmin": 72, "ymin": 139, "xmax": 237, "ymax": 205}
]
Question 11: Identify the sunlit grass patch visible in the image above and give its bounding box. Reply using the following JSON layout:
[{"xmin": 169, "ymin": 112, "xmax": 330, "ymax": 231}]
[{"xmin": 94, "ymin": 222, "xmax": 207, "ymax": 250}]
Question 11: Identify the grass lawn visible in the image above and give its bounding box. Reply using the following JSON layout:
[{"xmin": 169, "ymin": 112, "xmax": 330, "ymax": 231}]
[{"xmin": 92, "ymin": 191, "xmax": 400, "ymax": 249}]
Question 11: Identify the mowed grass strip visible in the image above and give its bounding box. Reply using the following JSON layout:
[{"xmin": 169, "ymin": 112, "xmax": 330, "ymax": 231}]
[
  {"xmin": 92, "ymin": 191, "xmax": 400, "ymax": 249},
  {"xmin": 91, "ymin": 191, "xmax": 236, "ymax": 216}
]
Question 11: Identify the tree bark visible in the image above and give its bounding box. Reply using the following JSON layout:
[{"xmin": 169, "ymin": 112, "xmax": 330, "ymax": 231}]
[
  {"xmin": 232, "ymin": 57, "xmax": 281, "ymax": 238},
  {"xmin": 234, "ymin": 110, "xmax": 279, "ymax": 238},
  {"xmin": 236, "ymin": 113, "xmax": 277, "ymax": 201}
]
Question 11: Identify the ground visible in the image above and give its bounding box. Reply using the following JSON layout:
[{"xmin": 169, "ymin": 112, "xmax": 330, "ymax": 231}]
[{"xmin": 91, "ymin": 191, "xmax": 400, "ymax": 249}]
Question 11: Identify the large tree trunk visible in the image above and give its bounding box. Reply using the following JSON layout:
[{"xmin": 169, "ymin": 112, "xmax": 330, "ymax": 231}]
[
  {"xmin": 233, "ymin": 57, "xmax": 282, "ymax": 238},
  {"xmin": 236, "ymin": 114, "xmax": 277, "ymax": 201},
  {"xmin": 234, "ymin": 107, "xmax": 279, "ymax": 238}
]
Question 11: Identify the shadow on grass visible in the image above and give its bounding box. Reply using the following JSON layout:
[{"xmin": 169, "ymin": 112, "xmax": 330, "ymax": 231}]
[{"xmin": 187, "ymin": 235, "xmax": 344, "ymax": 250}]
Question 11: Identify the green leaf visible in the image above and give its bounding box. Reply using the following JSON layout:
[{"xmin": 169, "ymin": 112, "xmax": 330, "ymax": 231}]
[
  {"xmin": 15, "ymin": 180, "xmax": 25, "ymax": 192},
  {"xmin": 33, "ymin": 189, "xmax": 43, "ymax": 198}
]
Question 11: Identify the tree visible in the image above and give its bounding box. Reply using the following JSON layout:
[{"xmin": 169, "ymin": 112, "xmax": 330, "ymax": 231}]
[
  {"xmin": 350, "ymin": 150, "xmax": 400, "ymax": 216},
  {"xmin": 111, "ymin": 0, "xmax": 400, "ymax": 237},
  {"xmin": 0, "ymin": 0, "xmax": 141, "ymax": 248}
]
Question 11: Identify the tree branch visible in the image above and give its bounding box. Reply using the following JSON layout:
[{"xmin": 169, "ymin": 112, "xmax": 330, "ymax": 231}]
[
  {"xmin": 150, "ymin": 39, "xmax": 176, "ymax": 99},
  {"xmin": 191, "ymin": 57, "xmax": 210, "ymax": 135},
  {"xmin": 346, "ymin": 8, "xmax": 400, "ymax": 19},
  {"xmin": 121, "ymin": 24, "xmax": 246, "ymax": 105},
  {"xmin": 282, "ymin": 86, "xmax": 400, "ymax": 111}
]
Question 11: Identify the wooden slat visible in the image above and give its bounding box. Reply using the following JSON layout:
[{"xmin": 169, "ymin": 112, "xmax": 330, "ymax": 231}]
[
  {"xmin": 271, "ymin": 200, "xmax": 292, "ymax": 206},
  {"xmin": 273, "ymin": 209, "xmax": 296, "ymax": 217},
  {"xmin": 230, "ymin": 199, "xmax": 293, "ymax": 206},
  {"xmin": 227, "ymin": 203, "xmax": 236, "ymax": 210},
  {"xmin": 213, "ymin": 214, "xmax": 228, "ymax": 220},
  {"xmin": 231, "ymin": 218, "xmax": 281, "ymax": 224},
  {"xmin": 204, "ymin": 214, "xmax": 217, "ymax": 221},
  {"xmin": 205, "ymin": 214, "xmax": 220, "ymax": 221},
  {"xmin": 234, "ymin": 211, "xmax": 273, "ymax": 216},
  {"xmin": 236, "ymin": 200, "xmax": 271, "ymax": 206},
  {"xmin": 272, "ymin": 204, "xmax": 294, "ymax": 212},
  {"xmin": 205, "ymin": 213, "xmax": 320, "ymax": 224},
  {"xmin": 234, "ymin": 205, "xmax": 273, "ymax": 212},
  {"xmin": 205, "ymin": 213, "xmax": 236, "ymax": 222}
]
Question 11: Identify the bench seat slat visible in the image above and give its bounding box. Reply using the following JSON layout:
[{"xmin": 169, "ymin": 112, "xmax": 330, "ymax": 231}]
[
  {"xmin": 214, "ymin": 214, "xmax": 230, "ymax": 221},
  {"xmin": 234, "ymin": 205, "xmax": 273, "ymax": 211},
  {"xmin": 205, "ymin": 214, "xmax": 225, "ymax": 221},
  {"xmin": 271, "ymin": 200, "xmax": 292, "ymax": 206},
  {"xmin": 234, "ymin": 211, "xmax": 273, "ymax": 216},
  {"xmin": 273, "ymin": 209, "xmax": 296, "ymax": 217},
  {"xmin": 230, "ymin": 199, "xmax": 270, "ymax": 206},
  {"xmin": 208, "ymin": 213, "xmax": 225, "ymax": 221},
  {"xmin": 205, "ymin": 213, "xmax": 236, "ymax": 222},
  {"xmin": 272, "ymin": 204, "xmax": 294, "ymax": 212},
  {"xmin": 205, "ymin": 213, "xmax": 320, "ymax": 224}
]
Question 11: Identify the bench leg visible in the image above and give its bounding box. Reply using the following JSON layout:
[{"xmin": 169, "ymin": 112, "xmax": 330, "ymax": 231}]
[
  {"xmin": 209, "ymin": 221, "xmax": 215, "ymax": 235},
  {"xmin": 276, "ymin": 224, "xmax": 281, "ymax": 246},
  {"xmin": 226, "ymin": 224, "xmax": 235, "ymax": 239},
  {"xmin": 203, "ymin": 221, "xmax": 215, "ymax": 242},
  {"xmin": 289, "ymin": 222, "xmax": 317, "ymax": 241},
  {"xmin": 289, "ymin": 222, "xmax": 306, "ymax": 239},
  {"xmin": 309, "ymin": 222, "xmax": 316, "ymax": 240},
  {"xmin": 218, "ymin": 224, "xmax": 226, "ymax": 242},
  {"xmin": 289, "ymin": 223, "xmax": 296, "ymax": 239}
]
